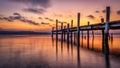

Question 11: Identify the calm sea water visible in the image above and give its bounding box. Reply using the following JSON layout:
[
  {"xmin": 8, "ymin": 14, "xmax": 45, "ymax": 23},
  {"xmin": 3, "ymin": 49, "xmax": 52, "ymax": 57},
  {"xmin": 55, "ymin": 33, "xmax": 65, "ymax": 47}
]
[{"xmin": 0, "ymin": 35, "xmax": 120, "ymax": 68}]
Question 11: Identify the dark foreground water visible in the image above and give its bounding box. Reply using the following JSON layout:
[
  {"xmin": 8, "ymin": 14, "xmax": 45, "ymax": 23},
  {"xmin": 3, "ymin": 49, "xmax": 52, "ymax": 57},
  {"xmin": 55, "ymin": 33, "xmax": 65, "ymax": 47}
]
[{"xmin": 0, "ymin": 35, "xmax": 120, "ymax": 68}]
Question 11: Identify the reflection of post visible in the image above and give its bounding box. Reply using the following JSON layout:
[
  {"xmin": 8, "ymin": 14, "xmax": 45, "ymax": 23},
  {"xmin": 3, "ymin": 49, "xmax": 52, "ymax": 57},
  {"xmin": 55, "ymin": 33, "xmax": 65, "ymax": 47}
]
[
  {"xmin": 61, "ymin": 36, "xmax": 63, "ymax": 59},
  {"xmin": 74, "ymin": 32, "xmax": 76, "ymax": 44},
  {"xmin": 71, "ymin": 20, "xmax": 73, "ymax": 44},
  {"xmin": 81, "ymin": 30, "xmax": 83, "ymax": 47},
  {"xmin": 110, "ymin": 33, "xmax": 113, "ymax": 46},
  {"xmin": 61, "ymin": 23, "xmax": 63, "ymax": 41},
  {"xmin": 87, "ymin": 21, "xmax": 90, "ymax": 49},
  {"xmin": 101, "ymin": 18, "xmax": 105, "ymax": 53},
  {"xmin": 92, "ymin": 30, "xmax": 94, "ymax": 50},
  {"xmin": 104, "ymin": 6, "xmax": 110, "ymax": 68},
  {"xmin": 56, "ymin": 37, "xmax": 58, "ymax": 62}
]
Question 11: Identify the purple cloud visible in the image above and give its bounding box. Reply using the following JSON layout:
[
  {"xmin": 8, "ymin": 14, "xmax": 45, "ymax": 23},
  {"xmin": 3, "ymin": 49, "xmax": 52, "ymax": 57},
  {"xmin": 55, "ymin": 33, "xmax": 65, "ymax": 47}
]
[
  {"xmin": 87, "ymin": 15, "xmax": 95, "ymax": 19},
  {"xmin": 22, "ymin": 8, "xmax": 46, "ymax": 14}
]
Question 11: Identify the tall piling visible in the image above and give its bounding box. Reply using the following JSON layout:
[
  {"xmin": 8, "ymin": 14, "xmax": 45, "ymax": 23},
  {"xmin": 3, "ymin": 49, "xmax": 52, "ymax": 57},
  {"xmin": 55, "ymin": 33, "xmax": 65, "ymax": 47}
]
[
  {"xmin": 77, "ymin": 13, "xmax": 80, "ymax": 47},
  {"xmin": 61, "ymin": 23, "xmax": 63, "ymax": 41},
  {"xmin": 87, "ymin": 21, "xmax": 90, "ymax": 49},
  {"xmin": 101, "ymin": 18, "xmax": 105, "ymax": 53},
  {"xmin": 104, "ymin": 6, "xmax": 110, "ymax": 68},
  {"xmin": 56, "ymin": 19, "xmax": 58, "ymax": 41},
  {"xmin": 71, "ymin": 20, "xmax": 73, "ymax": 44},
  {"xmin": 67, "ymin": 24, "xmax": 70, "ymax": 45},
  {"xmin": 63, "ymin": 26, "xmax": 66, "ymax": 41}
]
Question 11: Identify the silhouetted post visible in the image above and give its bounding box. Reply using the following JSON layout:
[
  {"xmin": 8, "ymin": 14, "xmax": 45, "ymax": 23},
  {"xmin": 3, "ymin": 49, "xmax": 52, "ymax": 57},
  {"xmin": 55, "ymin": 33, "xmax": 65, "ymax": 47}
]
[
  {"xmin": 55, "ymin": 20, "xmax": 59, "ymax": 62},
  {"xmin": 67, "ymin": 24, "xmax": 70, "ymax": 45},
  {"xmin": 77, "ymin": 13, "xmax": 80, "ymax": 47},
  {"xmin": 52, "ymin": 27, "xmax": 54, "ymax": 38},
  {"xmin": 56, "ymin": 19, "xmax": 58, "ymax": 41},
  {"xmin": 61, "ymin": 23, "xmax": 63, "ymax": 41},
  {"xmin": 77, "ymin": 13, "xmax": 81, "ymax": 68},
  {"xmin": 87, "ymin": 21, "xmax": 90, "ymax": 49},
  {"xmin": 71, "ymin": 20, "xmax": 73, "ymax": 44},
  {"xmin": 101, "ymin": 18, "xmax": 105, "ymax": 53},
  {"xmin": 63, "ymin": 26, "xmax": 66, "ymax": 41},
  {"xmin": 104, "ymin": 6, "xmax": 110, "ymax": 68}
]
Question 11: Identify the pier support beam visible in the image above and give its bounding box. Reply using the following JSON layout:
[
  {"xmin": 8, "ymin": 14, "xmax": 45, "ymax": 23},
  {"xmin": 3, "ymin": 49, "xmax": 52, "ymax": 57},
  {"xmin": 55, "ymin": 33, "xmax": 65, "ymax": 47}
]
[
  {"xmin": 67, "ymin": 24, "xmax": 70, "ymax": 45},
  {"xmin": 77, "ymin": 13, "xmax": 80, "ymax": 47},
  {"xmin": 104, "ymin": 6, "xmax": 110, "ymax": 68},
  {"xmin": 61, "ymin": 23, "xmax": 63, "ymax": 41},
  {"xmin": 87, "ymin": 21, "xmax": 90, "ymax": 49},
  {"xmin": 63, "ymin": 26, "xmax": 66, "ymax": 41},
  {"xmin": 56, "ymin": 19, "xmax": 58, "ymax": 41},
  {"xmin": 77, "ymin": 13, "xmax": 81, "ymax": 68},
  {"xmin": 52, "ymin": 27, "xmax": 54, "ymax": 38},
  {"xmin": 71, "ymin": 20, "xmax": 73, "ymax": 44},
  {"xmin": 101, "ymin": 18, "xmax": 105, "ymax": 53}
]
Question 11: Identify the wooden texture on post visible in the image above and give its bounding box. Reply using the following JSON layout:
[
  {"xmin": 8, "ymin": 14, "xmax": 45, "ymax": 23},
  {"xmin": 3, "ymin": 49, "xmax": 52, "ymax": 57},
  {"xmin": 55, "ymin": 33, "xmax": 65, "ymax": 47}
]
[
  {"xmin": 104, "ymin": 7, "xmax": 110, "ymax": 55},
  {"xmin": 104, "ymin": 6, "xmax": 110, "ymax": 68},
  {"xmin": 52, "ymin": 27, "xmax": 54, "ymax": 38},
  {"xmin": 56, "ymin": 19, "xmax": 58, "ymax": 41},
  {"xmin": 71, "ymin": 20, "xmax": 73, "ymax": 44},
  {"xmin": 87, "ymin": 21, "xmax": 90, "ymax": 49},
  {"xmin": 77, "ymin": 13, "xmax": 81, "ymax": 68},
  {"xmin": 61, "ymin": 23, "xmax": 63, "ymax": 41},
  {"xmin": 63, "ymin": 26, "xmax": 66, "ymax": 41},
  {"xmin": 101, "ymin": 18, "xmax": 105, "ymax": 53},
  {"xmin": 67, "ymin": 24, "xmax": 70, "ymax": 44},
  {"xmin": 77, "ymin": 13, "xmax": 80, "ymax": 47}
]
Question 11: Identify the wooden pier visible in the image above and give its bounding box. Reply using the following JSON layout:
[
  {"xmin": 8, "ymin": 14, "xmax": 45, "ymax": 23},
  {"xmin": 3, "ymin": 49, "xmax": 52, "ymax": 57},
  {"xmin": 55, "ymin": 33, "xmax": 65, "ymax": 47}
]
[{"xmin": 52, "ymin": 7, "xmax": 120, "ymax": 55}]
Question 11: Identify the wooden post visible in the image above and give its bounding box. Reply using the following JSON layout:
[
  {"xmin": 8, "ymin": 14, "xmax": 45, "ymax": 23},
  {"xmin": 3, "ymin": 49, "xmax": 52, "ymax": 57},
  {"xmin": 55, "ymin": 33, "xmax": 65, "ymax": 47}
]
[
  {"xmin": 56, "ymin": 19, "xmax": 58, "ymax": 41},
  {"xmin": 61, "ymin": 23, "xmax": 63, "ymax": 41},
  {"xmin": 67, "ymin": 24, "xmax": 70, "ymax": 45},
  {"xmin": 63, "ymin": 26, "xmax": 66, "ymax": 41},
  {"xmin": 71, "ymin": 20, "xmax": 73, "ymax": 44},
  {"xmin": 87, "ymin": 21, "xmax": 90, "ymax": 49},
  {"xmin": 104, "ymin": 7, "xmax": 110, "ymax": 55},
  {"xmin": 104, "ymin": 6, "xmax": 110, "ymax": 68},
  {"xmin": 77, "ymin": 13, "xmax": 81, "ymax": 68},
  {"xmin": 55, "ymin": 20, "xmax": 58, "ymax": 62},
  {"xmin": 77, "ymin": 13, "xmax": 80, "ymax": 47},
  {"xmin": 52, "ymin": 27, "xmax": 54, "ymax": 38},
  {"xmin": 101, "ymin": 18, "xmax": 105, "ymax": 53}
]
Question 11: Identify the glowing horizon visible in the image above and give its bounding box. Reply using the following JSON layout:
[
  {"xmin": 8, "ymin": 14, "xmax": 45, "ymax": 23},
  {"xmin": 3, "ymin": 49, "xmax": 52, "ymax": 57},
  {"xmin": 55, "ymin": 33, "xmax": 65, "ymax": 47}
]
[{"xmin": 0, "ymin": 0, "xmax": 120, "ymax": 32}]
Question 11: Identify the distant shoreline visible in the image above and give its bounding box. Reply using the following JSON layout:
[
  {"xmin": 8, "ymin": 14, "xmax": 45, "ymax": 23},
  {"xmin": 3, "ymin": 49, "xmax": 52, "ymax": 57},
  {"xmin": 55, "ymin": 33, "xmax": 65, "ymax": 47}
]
[{"xmin": 0, "ymin": 30, "xmax": 51, "ymax": 35}]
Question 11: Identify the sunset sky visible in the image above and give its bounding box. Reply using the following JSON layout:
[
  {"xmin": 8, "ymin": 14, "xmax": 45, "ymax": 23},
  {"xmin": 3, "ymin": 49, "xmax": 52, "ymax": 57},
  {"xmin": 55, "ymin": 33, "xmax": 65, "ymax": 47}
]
[{"xmin": 0, "ymin": 0, "xmax": 120, "ymax": 32}]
